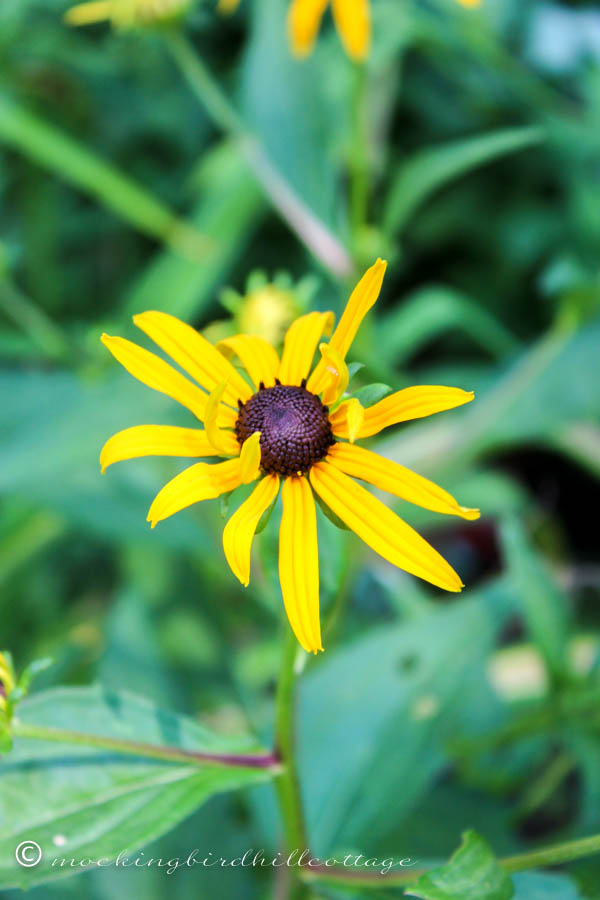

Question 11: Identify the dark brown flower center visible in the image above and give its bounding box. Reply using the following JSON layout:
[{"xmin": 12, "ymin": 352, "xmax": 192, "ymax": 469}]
[{"xmin": 235, "ymin": 381, "xmax": 335, "ymax": 476}]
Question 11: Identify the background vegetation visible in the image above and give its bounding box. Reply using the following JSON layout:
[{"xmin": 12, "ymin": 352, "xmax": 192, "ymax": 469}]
[{"xmin": 1, "ymin": 0, "xmax": 599, "ymax": 897}]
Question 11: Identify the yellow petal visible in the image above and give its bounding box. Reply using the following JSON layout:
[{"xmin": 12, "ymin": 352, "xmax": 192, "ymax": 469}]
[
  {"xmin": 278, "ymin": 311, "xmax": 334, "ymax": 386},
  {"xmin": 239, "ymin": 431, "xmax": 262, "ymax": 484},
  {"xmin": 147, "ymin": 458, "xmax": 243, "ymax": 527},
  {"xmin": 310, "ymin": 461, "xmax": 463, "ymax": 592},
  {"xmin": 327, "ymin": 443, "xmax": 480, "ymax": 520},
  {"xmin": 342, "ymin": 397, "xmax": 364, "ymax": 443},
  {"xmin": 133, "ymin": 310, "xmax": 252, "ymax": 407},
  {"xmin": 456, "ymin": 0, "xmax": 481, "ymax": 7},
  {"xmin": 204, "ymin": 381, "xmax": 235, "ymax": 453},
  {"xmin": 64, "ymin": 1, "xmax": 113, "ymax": 25},
  {"xmin": 217, "ymin": 334, "xmax": 280, "ymax": 390},
  {"xmin": 329, "ymin": 385, "xmax": 474, "ymax": 439},
  {"xmin": 316, "ymin": 342, "xmax": 349, "ymax": 406},
  {"xmin": 217, "ymin": 0, "xmax": 241, "ymax": 13},
  {"xmin": 100, "ymin": 425, "xmax": 239, "ymax": 473},
  {"xmin": 287, "ymin": 0, "xmax": 330, "ymax": 57},
  {"xmin": 101, "ymin": 334, "xmax": 212, "ymax": 423},
  {"xmin": 308, "ymin": 259, "xmax": 386, "ymax": 394},
  {"xmin": 279, "ymin": 476, "xmax": 323, "ymax": 653},
  {"xmin": 331, "ymin": 0, "xmax": 370, "ymax": 60},
  {"xmin": 223, "ymin": 474, "xmax": 279, "ymax": 586}
]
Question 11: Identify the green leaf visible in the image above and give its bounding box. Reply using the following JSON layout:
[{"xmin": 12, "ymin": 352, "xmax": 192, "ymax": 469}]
[
  {"xmin": 0, "ymin": 686, "xmax": 276, "ymax": 889},
  {"xmin": 404, "ymin": 831, "xmax": 514, "ymax": 900},
  {"xmin": 376, "ymin": 286, "xmax": 520, "ymax": 366},
  {"xmin": 384, "ymin": 126, "xmax": 543, "ymax": 235},
  {"xmin": 499, "ymin": 516, "xmax": 570, "ymax": 683},
  {"xmin": 0, "ymin": 96, "xmax": 208, "ymax": 260},
  {"xmin": 351, "ymin": 383, "xmax": 392, "ymax": 408}
]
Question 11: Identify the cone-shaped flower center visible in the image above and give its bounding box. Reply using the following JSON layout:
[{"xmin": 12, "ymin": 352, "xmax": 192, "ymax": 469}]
[{"xmin": 235, "ymin": 383, "xmax": 335, "ymax": 476}]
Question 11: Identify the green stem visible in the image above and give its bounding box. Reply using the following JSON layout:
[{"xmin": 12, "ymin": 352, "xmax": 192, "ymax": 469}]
[
  {"xmin": 164, "ymin": 30, "xmax": 353, "ymax": 279},
  {"xmin": 501, "ymin": 832, "xmax": 600, "ymax": 874},
  {"xmin": 302, "ymin": 831, "xmax": 600, "ymax": 889},
  {"xmin": 274, "ymin": 627, "xmax": 308, "ymax": 898},
  {"xmin": 11, "ymin": 720, "xmax": 279, "ymax": 771},
  {"xmin": 350, "ymin": 61, "xmax": 369, "ymax": 245}
]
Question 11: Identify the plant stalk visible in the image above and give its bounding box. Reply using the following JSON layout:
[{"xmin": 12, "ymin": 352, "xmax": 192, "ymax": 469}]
[
  {"xmin": 165, "ymin": 30, "xmax": 353, "ymax": 279},
  {"xmin": 274, "ymin": 627, "xmax": 309, "ymax": 898},
  {"xmin": 11, "ymin": 720, "xmax": 279, "ymax": 770}
]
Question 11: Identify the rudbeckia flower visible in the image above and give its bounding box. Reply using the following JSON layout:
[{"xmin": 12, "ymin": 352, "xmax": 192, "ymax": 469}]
[
  {"xmin": 287, "ymin": 0, "xmax": 483, "ymax": 61},
  {"xmin": 64, "ymin": 0, "xmax": 189, "ymax": 28},
  {"xmin": 100, "ymin": 260, "xmax": 479, "ymax": 653}
]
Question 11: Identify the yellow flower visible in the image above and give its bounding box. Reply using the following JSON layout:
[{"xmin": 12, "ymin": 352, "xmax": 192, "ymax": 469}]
[
  {"xmin": 287, "ymin": 0, "xmax": 482, "ymax": 60},
  {"xmin": 64, "ymin": 0, "xmax": 189, "ymax": 28},
  {"xmin": 0, "ymin": 653, "xmax": 15, "ymax": 713},
  {"xmin": 100, "ymin": 260, "xmax": 479, "ymax": 653}
]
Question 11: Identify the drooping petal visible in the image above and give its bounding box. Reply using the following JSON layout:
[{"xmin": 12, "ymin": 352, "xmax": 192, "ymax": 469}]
[
  {"xmin": 147, "ymin": 458, "xmax": 243, "ymax": 528},
  {"xmin": 217, "ymin": 334, "xmax": 280, "ymax": 390},
  {"xmin": 342, "ymin": 397, "xmax": 364, "ymax": 443},
  {"xmin": 101, "ymin": 333, "xmax": 229, "ymax": 424},
  {"xmin": 239, "ymin": 432, "xmax": 262, "ymax": 484},
  {"xmin": 204, "ymin": 381, "xmax": 235, "ymax": 453},
  {"xmin": 279, "ymin": 476, "xmax": 323, "ymax": 653},
  {"xmin": 64, "ymin": 1, "xmax": 112, "ymax": 25},
  {"xmin": 133, "ymin": 310, "xmax": 253, "ymax": 407},
  {"xmin": 331, "ymin": 0, "xmax": 370, "ymax": 60},
  {"xmin": 310, "ymin": 461, "xmax": 463, "ymax": 592},
  {"xmin": 308, "ymin": 259, "xmax": 386, "ymax": 394},
  {"xmin": 316, "ymin": 342, "xmax": 349, "ymax": 405},
  {"xmin": 278, "ymin": 311, "xmax": 334, "ymax": 386},
  {"xmin": 329, "ymin": 385, "xmax": 474, "ymax": 439},
  {"xmin": 327, "ymin": 443, "xmax": 480, "ymax": 520},
  {"xmin": 287, "ymin": 0, "xmax": 330, "ymax": 57},
  {"xmin": 223, "ymin": 475, "xmax": 280, "ymax": 586},
  {"xmin": 100, "ymin": 425, "xmax": 239, "ymax": 473}
]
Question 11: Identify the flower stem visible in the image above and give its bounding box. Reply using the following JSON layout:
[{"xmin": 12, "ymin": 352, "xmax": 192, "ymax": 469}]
[
  {"xmin": 164, "ymin": 30, "xmax": 353, "ymax": 279},
  {"xmin": 500, "ymin": 832, "xmax": 600, "ymax": 874},
  {"xmin": 11, "ymin": 720, "xmax": 279, "ymax": 770},
  {"xmin": 350, "ymin": 61, "xmax": 369, "ymax": 245},
  {"xmin": 274, "ymin": 627, "xmax": 308, "ymax": 898}
]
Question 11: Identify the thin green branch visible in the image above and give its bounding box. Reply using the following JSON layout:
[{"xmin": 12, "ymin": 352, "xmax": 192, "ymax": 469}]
[
  {"xmin": 11, "ymin": 720, "xmax": 280, "ymax": 771},
  {"xmin": 165, "ymin": 30, "xmax": 353, "ymax": 280}
]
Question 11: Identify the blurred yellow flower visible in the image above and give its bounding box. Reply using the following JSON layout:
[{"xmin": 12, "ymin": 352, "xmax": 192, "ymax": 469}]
[
  {"xmin": 288, "ymin": 0, "xmax": 482, "ymax": 60},
  {"xmin": 237, "ymin": 285, "xmax": 298, "ymax": 346},
  {"xmin": 64, "ymin": 0, "xmax": 189, "ymax": 28},
  {"xmin": 100, "ymin": 260, "xmax": 479, "ymax": 653},
  {"xmin": 0, "ymin": 653, "xmax": 14, "ymax": 714}
]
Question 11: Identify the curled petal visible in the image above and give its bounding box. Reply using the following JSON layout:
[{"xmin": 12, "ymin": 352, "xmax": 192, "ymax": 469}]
[
  {"xmin": 317, "ymin": 342, "xmax": 349, "ymax": 406},
  {"xmin": 217, "ymin": 334, "xmax": 280, "ymax": 390},
  {"xmin": 327, "ymin": 443, "xmax": 480, "ymax": 520},
  {"xmin": 147, "ymin": 458, "xmax": 243, "ymax": 528},
  {"xmin": 278, "ymin": 311, "xmax": 334, "ymax": 386},
  {"xmin": 223, "ymin": 475, "xmax": 280, "ymax": 586},
  {"xmin": 133, "ymin": 310, "xmax": 252, "ymax": 407},
  {"xmin": 239, "ymin": 431, "xmax": 262, "ymax": 484},
  {"xmin": 279, "ymin": 476, "xmax": 323, "ymax": 653},
  {"xmin": 331, "ymin": 0, "xmax": 370, "ymax": 60},
  {"xmin": 287, "ymin": 0, "xmax": 330, "ymax": 57},
  {"xmin": 310, "ymin": 461, "xmax": 463, "ymax": 592},
  {"xmin": 330, "ymin": 385, "xmax": 474, "ymax": 439},
  {"xmin": 308, "ymin": 259, "xmax": 386, "ymax": 394},
  {"xmin": 205, "ymin": 381, "xmax": 234, "ymax": 453},
  {"xmin": 100, "ymin": 425, "xmax": 239, "ymax": 473}
]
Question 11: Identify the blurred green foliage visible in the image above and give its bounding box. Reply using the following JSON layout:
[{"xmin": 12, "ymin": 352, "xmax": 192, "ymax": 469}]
[{"xmin": 1, "ymin": 0, "xmax": 600, "ymax": 897}]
